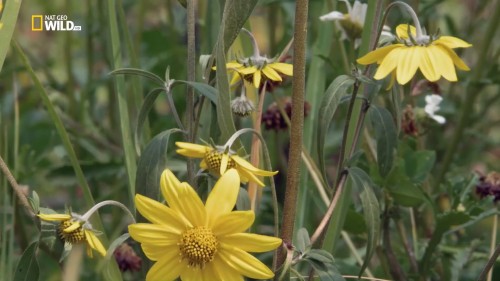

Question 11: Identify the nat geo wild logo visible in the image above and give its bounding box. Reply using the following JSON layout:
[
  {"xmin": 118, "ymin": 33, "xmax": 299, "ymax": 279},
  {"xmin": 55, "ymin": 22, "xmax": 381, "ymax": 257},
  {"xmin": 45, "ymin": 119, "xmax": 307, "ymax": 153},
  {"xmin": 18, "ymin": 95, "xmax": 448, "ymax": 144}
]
[{"xmin": 31, "ymin": 15, "xmax": 82, "ymax": 31}]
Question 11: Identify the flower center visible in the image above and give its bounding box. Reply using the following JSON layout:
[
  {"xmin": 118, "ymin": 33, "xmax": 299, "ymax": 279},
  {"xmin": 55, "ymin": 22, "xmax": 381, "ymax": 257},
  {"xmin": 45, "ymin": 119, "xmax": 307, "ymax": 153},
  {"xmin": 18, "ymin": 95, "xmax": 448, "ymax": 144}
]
[
  {"xmin": 204, "ymin": 150, "xmax": 236, "ymax": 174},
  {"xmin": 58, "ymin": 220, "xmax": 85, "ymax": 244},
  {"xmin": 178, "ymin": 226, "xmax": 218, "ymax": 268}
]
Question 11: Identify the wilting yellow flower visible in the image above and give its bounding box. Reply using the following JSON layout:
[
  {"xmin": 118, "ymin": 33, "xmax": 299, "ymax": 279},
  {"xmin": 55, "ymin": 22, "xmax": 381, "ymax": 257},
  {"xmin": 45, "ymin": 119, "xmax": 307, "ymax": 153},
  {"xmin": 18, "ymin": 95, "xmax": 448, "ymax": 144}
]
[
  {"xmin": 176, "ymin": 142, "xmax": 278, "ymax": 187},
  {"xmin": 226, "ymin": 60, "xmax": 293, "ymax": 88},
  {"xmin": 357, "ymin": 24, "xmax": 472, "ymax": 86},
  {"xmin": 38, "ymin": 213, "xmax": 106, "ymax": 257},
  {"xmin": 128, "ymin": 169, "xmax": 282, "ymax": 281}
]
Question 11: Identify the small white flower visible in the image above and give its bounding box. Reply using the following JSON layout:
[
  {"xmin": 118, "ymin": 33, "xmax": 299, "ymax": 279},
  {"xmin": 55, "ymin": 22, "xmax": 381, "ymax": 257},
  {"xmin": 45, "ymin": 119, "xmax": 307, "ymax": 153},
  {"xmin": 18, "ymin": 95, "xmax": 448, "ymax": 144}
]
[
  {"xmin": 424, "ymin": 94, "xmax": 446, "ymax": 124},
  {"xmin": 320, "ymin": 0, "xmax": 366, "ymax": 25}
]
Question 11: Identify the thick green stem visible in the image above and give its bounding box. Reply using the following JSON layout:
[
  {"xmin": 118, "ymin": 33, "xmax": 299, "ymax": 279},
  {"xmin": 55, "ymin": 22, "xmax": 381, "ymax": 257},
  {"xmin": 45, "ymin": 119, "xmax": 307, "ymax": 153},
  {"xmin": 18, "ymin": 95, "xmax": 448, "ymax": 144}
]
[
  {"xmin": 436, "ymin": 2, "xmax": 500, "ymax": 187},
  {"xmin": 275, "ymin": 0, "xmax": 308, "ymax": 275},
  {"xmin": 186, "ymin": 0, "xmax": 196, "ymax": 185}
]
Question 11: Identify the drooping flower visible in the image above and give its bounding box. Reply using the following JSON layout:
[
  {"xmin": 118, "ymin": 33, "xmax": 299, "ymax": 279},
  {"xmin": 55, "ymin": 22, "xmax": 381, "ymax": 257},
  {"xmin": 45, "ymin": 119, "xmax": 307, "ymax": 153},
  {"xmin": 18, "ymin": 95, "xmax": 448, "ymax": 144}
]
[
  {"xmin": 37, "ymin": 212, "xmax": 106, "ymax": 257},
  {"xmin": 231, "ymin": 81, "xmax": 255, "ymax": 117},
  {"xmin": 357, "ymin": 23, "xmax": 472, "ymax": 86},
  {"xmin": 424, "ymin": 94, "xmax": 446, "ymax": 124},
  {"xmin": 176, "ymin": 142, "xmax": 278, "ymax": 187},
  {"xmin": 128, "ymin": 169, "xmax": 282, "ymax": 281},
  {"xmin": 320, "ymin": 0, "xmax": 367, "ymax": 41}
]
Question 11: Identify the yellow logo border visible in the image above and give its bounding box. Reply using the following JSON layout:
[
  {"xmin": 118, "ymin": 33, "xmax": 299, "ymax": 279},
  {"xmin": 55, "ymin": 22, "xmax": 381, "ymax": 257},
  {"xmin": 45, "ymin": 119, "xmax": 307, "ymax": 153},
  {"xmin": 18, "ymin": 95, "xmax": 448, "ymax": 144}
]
[{"xmin": 31, "ymin": 15, "xmax": 43, "ymax": 31}]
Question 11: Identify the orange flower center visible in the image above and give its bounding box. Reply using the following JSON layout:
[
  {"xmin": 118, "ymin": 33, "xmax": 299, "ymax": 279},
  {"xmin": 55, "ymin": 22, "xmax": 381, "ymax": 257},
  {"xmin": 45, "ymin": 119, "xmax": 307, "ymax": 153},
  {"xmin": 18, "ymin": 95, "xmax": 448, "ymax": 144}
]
[
  {"xmin": 179, "ymin": 226, "xmax": 218, "ymax": 268},
  {"xmin": 204, "ymin": 150, "xmax": 236, "ymax": 174},
  {"xmin": 59, "ymin": 220, "xmax": 85, "ymax": 244}
]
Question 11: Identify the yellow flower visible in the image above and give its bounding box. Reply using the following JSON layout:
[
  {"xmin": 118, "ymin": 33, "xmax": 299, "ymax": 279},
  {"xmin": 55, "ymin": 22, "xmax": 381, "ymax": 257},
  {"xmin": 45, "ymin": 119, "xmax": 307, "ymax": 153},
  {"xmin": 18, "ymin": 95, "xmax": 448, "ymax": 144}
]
[
  {"xmin": 128, "ymin": 169, "xmax": 282, "ymax": 281},
  {"xmin": 226, "ymin": 60, "xmax": 293, "ymax": 88},
  {"xmin": 357, "ymin": 24, "xmax": 472, "ymax": 86},
  {"xmin": 176, "ymin": 142, "xmax": 278, "ymax": 187},
  {"xmin": 37, "ymin": 213, "xmax": 106, "ymax": 258}
]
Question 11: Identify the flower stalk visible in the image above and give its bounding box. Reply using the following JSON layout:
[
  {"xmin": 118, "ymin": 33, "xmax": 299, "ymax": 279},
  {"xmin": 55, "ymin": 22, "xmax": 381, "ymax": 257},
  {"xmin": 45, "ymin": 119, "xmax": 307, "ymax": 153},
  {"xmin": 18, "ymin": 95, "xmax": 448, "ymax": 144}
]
[{"xmin": 186, "ymin": 0, "xmax": 196, "ymax": 185}]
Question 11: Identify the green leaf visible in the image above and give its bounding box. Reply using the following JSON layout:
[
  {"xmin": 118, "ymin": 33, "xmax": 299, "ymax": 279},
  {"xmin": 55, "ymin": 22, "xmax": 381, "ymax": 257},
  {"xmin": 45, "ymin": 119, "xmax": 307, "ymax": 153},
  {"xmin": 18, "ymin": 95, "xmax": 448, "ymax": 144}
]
[
  {"xmin": 135, "ymin": 129, "xmax": 183, "ymax": 203},
  {"xmin": 14, "ymin": 242, "xmax": 39, "ymax": 281},
  {"xmin": 317, "ymin": 75, "xmax": 355, "ymax": 181},
  {"xmin": 0, "ymin": 0, "xmax": 23, "ymax": 72},
  {"xmin": 220, "ymin": 0, "xmax": 258, "ymax": 52},
  {"xmin": 175, "ymin": 80, "xmax": 218, "ymax": 105},
  {"xmin": 109, "ymin": 68, "xmax": 164, "ymax": 86},
  {"xmin": 104, "ymin": 233, "xmax": 131, "ymax": 280},
  {"xmin": 385, "ymin": 158, "xmax": 425, "ymax": 207},
  {"xmin": 215, "ymin": 38, "xmax": 237, "ymax": 142},
  {"xmin": 369, "ymin": 105, "xmax": 397, "ymax": 177},
  {"xmin": 404, "ymin": 150, "xmax": 436, "ymax": 183},
  {"xmin": 296, "ymin": 228, "xmax": 311, "ymax": 253},
  {"xmin": 135, "ymin": 88, "xmax": 165, "ymax": 154},
  {"xmin": 348, "ymin": 167, "xmax": 381, "ymax": 278},
  {"xmin": 303, "ymin": 249, "xmax": 345, "ymax": 281},
  {"xmin": 28, "ymin": 191, "xmax": 40, "ymax": 214}
]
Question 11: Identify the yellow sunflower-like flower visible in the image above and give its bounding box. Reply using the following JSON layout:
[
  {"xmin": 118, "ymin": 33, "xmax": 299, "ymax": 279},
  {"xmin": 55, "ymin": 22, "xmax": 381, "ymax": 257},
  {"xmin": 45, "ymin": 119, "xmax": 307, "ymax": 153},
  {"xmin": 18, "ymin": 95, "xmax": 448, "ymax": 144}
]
[
  {"xmin": 176, "ymin": 142, "xmax": 278, "ymax": 187},
  {"xmin": 226, "ymin": 60, "xmax": 293, "ymax": 88},
  {"xmin": 37, "ymin": 213, "xmax": 106, "ymax": 258},
  {"xmin": 357, "ymin": 24, "xmax": 472, "ymax": 86},
  {"xmin": 128, "ymin": 169, "xmax": 282, "ymax": 281}
]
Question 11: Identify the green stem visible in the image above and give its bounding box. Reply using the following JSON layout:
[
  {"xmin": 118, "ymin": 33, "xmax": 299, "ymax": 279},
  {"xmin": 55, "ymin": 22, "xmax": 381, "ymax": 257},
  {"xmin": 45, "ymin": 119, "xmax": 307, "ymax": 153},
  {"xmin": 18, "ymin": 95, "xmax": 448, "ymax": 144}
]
[
  {"xmin": 275, "ymin": 0, "xmax": 308, "ymax": 275},
  {"xmin": 436, "ymin": 2, "xmax": 500, "ymax": 187},
  {"xmin": 186, "ymin": 0, "xmax": 196, "ymax": 185},
  {"xmin": 477, "ymin": 243, "xmax": 500, "ymax": 281}
]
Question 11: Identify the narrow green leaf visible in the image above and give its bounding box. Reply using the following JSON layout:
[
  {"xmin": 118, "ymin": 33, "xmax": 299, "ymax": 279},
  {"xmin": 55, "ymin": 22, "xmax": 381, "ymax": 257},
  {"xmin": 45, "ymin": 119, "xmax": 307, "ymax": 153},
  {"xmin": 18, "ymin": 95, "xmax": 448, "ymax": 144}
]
[
  {"xmin": 175, "ymin": 80, "xmax": 218, "ymax": 105},
  {"xmin": 296, "ymin": 228, "xmax": 311, "ymax": 253},
  {"xmin": 317, "ymin": 75, "xmax": 355, "ymax": 181},
  {"xmin": 348, "ymin": 167, "xmax": 381, "ymax": 278},
  {"xmin": 215, "ymin": 39, "xmax": 236, "ymax": 141},
  {"xmin": 220, "ymin": 0, "xmax": 258, "ymax": 52},
  {"xmin": 13, "ymin": 242, "xmax": 39, "ymax": 281},
  {"xmin": 136, "ymin": 129, "xmax": 183, "ymax": 202},
  {"xmin": 135, "ymin": 88, "xmax": 165, "ymax": 154},
  {"xmin": 109, "ymin": 68, "xmax": 164, "ymax": 86},
  {"xmin": 369, "ymin": 105, "xmax": 397, "ymax": 177},
  {"xmin": 0, "ymin": 0, "xmax": 23, "ymax": 72}
]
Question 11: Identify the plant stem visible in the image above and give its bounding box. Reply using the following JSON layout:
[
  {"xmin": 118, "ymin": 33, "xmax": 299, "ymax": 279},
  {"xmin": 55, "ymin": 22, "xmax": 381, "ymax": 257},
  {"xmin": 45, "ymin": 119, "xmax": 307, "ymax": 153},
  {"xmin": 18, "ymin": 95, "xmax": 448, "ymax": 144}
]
[
  {"xmin": 477, "ymin": 241, "xmax": 500, "ymax": 281},
  {"xmin": 275, "ymin": 0, "xmax": 308, "ymax": 274},
  {"xmin": 435, "ymin": 2, "xmax": 500, "ymax": 187},
  {"xmin": 186, "ymin": 0, "xmax": 196, "ymax": 185},
  {"xmin": 0, "ymin": 155, "xmax": 34, "ymax": 217}
]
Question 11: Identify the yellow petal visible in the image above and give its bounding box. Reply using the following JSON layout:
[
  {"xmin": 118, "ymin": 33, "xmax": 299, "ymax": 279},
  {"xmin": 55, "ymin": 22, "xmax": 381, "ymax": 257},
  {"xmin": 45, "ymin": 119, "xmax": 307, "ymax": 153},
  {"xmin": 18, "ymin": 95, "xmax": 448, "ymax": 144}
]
[
  {"xmin": 63, "ymin": 221, "xmax": 81, "ymax": 233},
  {"xmin": 434, "ymin": 36, "xmax": 472, "ymax": 49},
  {"xmin": 396, "ymin": 24, "xmax": 416, "ymax": 39},
  {"xmin": 237, "ymin": 66, "xmax": 258, "ymax": 75},
  {"xmin": 201, "ymin": 262, "xmax": 220, "ymax": 281},
  {"xmin": 218, "ymin": 246, "xmax": 275, "ymax": 279},
  {"xmin": 269, "ymin": 62, "xmax": 293, "ymax": 76},
  {"xmin": 128, "ymin": 224, "xmax": 181, "ymax": 245},
  {"xmin": 37, "ymin": 213, "xmax": 71, "ymax": 221},
  {"xmin": 229, "ymin": 74, "xmax": 242, "ymax": 86},
  {"xmin": 357, "ymin": 44, "xmax": 402, "ymax": 65},
  {"xmin": 175, "ymin": 142, "xmax": 208, "ymax": 158},
  {"xmin": 429, "ymin": 45, "xmax": 457, "ymax": 82},
  {"xmin": 220, "ymin": 153, "xmax": 229, "ymax": 175},
  {"xmin": 253, "ymin": 70, "xmax": 262, "ymax": 88},
  {"xmin": 231, "ymin": 155, "xmax": 278, "ymax": 176},
  {"xmin": 226, "ymin": 62, "xmax": 244, "ymax": 69},
  {"xmin": 145, "ymin": 251, "xmax": 186, "ymax": 281},
  {"xmin": 221, "ymin": 233, "xmax": 282, "ymax": 253},
  {"xmin": 134, "ymin": 194, "xmax": 185, "ymax": 231},
  {"xmin": 440, "ymin": 45, "xmax": 470, "ymax": 71},
  {"xmin": 141, "ymin": 244, "xmax": 178, "ymax": 261},
  {"xmin": 373, "ymin": 47, "xmax": 402, "ymax": 80},
  {"xmin": 420, "ymin": 47, "xmax": 440, "ymax": 81},
  {"xmin": 212, "ymin": 211, "xmax": 255, "ymax": 236},
  {"xmin": 160, "ymin": 170, "xmax": 207, "ymax": 227},
  {"xmin": 84, "ymin": 230, "xmax": 106, "ymax": 257},
  {"xmin": 212, "ymin": 256, "xmax": 245, "ymax": 281},
  {"xmin": 180, "ymin": 267, "xmax": 204, "ymax": 281},
  {"xmin": 262, "ymin": 65, "xmax": 283, "ymax": 82},
  {"xmin": 238, "ymin": 169, "xmax": 265, "ymax": 187},
  {"xmin": 396, "ymin": 46, "xmax": 421, "ymax": 85},
  {"xmin": 205, "ymin": 169, "xmax": 240, "ymax": 226}
]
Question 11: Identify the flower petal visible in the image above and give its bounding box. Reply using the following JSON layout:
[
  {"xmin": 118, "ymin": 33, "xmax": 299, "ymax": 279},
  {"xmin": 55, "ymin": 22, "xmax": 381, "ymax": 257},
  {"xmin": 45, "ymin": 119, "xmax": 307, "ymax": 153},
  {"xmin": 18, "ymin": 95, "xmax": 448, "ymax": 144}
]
[
  {"xmin": 37, "ymin": 213, "xmax": 71, "ymax": 221},
  {"xmin": 396, "ymin": 24, "xmax": 416, "ymax": 39},
  {"xmin": 420, "ymin": 47, "xmax": 440, "ymax": 81},
  {"xmin": 205, "ymin": 169, "xmax": 240, "ymax": 226},
  {"xmin": 262, "ymin": 65, "xmax": 283, "ymax": 82},
  {"xmin": 220, "ymin": 153, "xmax": 229, "ymax": 175},
  {"xmin": 357, "ymin": 44, "xmax": 402, "ymax": 65},
  {"xmin": 319, "ymin": 11, "xmax": 344, "ymax": 21},
  {"xmin": 396, "ymin": 46, "xmax": 421, "ymax": 85},
  {"xmin": 429, "ymin": 45, "xmax": 457, "ymax": 82},
  {"xmin": 212, "ymin": 211, "xmax": 255, "ymax": 236},
  {"xmin": 440, "ymin": 45, "xmax": 470, "ymax": 71},
  {"xmin": 128, "ymin": 223, "xmax": 181, "ymax": 245},
  {"xmin": 141, "ymin": 244, "xmax": 178, "ymax": 261},
  {"xmin": 221, "ymin": 233, "xmax": 282, "ymax": 253},
  {"xmin": 226, "ymin": 62, "xmax": 244, "ymax": 69},
  {"xmin": 179, "ymin": 267, "xmax": 204, "ymax": 281},
  {"xmin": 135, "ymin": 194, "xmax": 185, "ymax": 232},
  {"xmin": 269, "ymin": 62, "xmax": 293, "ymax": 76},
  {"xmin": 218, "ymin": 246, "xmax": 275, "ymax": 279},
  {"xmin": 175, "ymin": 142, "xmax": 208, "ymax": 158},
  {"xmin": 434, "ymin": 36, "xmax": 472, "ymax": 49},
  {"xmin": 253, "ymin": 70, "xmax": 262, "ymax": 88},
  {"xmin": 63, "ymin": 221, "xmax": 81, "ymax": 233},
  {"xmin": 160, "ymin": 170, "xmax": 207, "ymax": 226},
  {"xmin": 238, "ymin": 169, "xmax": 266, "ymax": 187},
  {"xmin": 373, "ymin": 47, "xmax": 401, "ymax": 80},
  {"xmin": 238, "ymin": 66, "xmax": 258, "ymax": 75},
  {"xmin": 212, "ymin": 256, "xmax": 245, "ymax": 281},
  {"xmin": 231, "ymin": 155, "xmax": 278, "ymax": 176},
  {"xmin": 146, "ymin": 252, "xmax": 187, "ymax": 281},
  {"xmin": 84, "ymin": 230, "xmax": 106, "ymax": 257}
]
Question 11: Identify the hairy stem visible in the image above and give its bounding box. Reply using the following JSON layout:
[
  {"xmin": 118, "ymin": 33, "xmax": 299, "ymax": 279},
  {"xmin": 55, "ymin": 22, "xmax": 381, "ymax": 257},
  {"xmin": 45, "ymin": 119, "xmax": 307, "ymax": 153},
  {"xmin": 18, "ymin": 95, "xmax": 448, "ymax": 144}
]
[
  {"xmin": 186, "ymin": 0, "xmax": 197, "ymax": 185},
  {"xmin": 0, "ymin": 155, "xmax": 34, "ymax": 217}
]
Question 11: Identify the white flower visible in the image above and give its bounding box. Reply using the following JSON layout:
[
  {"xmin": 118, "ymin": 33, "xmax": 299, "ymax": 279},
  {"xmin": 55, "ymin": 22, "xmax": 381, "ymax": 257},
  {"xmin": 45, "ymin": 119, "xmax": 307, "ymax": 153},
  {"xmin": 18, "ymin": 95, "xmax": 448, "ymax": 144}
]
[
  {"xmin": 320, "ymin": 0, "xmax": 366, "ymax": 26},
  {"xmin": 424, "ymin": 94, "xmax": 446, "ymax": 124}
]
